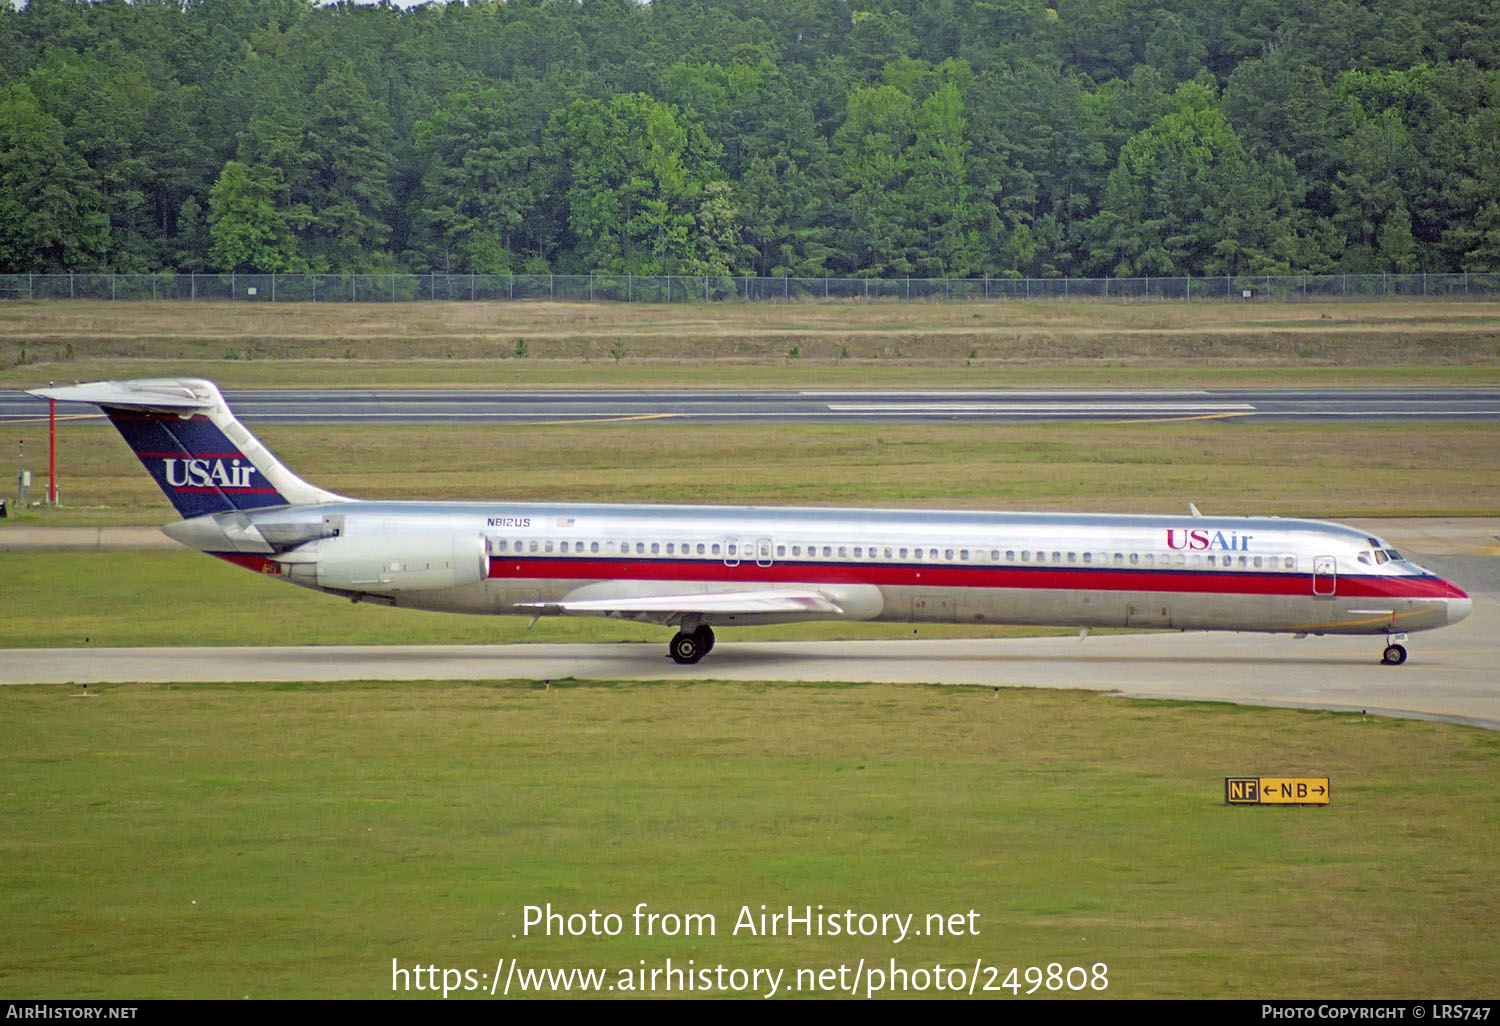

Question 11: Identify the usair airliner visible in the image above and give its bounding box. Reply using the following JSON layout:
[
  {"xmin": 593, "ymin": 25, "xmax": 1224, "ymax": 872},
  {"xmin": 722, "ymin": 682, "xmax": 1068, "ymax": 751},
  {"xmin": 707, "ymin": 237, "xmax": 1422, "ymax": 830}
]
[{"xmin": 31, "ymin": 378, "xmax": 1470, "ymax": 666}]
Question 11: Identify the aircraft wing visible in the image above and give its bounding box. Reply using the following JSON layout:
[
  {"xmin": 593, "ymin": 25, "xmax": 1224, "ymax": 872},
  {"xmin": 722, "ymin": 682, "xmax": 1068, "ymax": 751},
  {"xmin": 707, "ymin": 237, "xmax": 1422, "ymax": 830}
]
[{"xmin": 515, "ymin": 588, "xmax": 845, "ymax": 617}]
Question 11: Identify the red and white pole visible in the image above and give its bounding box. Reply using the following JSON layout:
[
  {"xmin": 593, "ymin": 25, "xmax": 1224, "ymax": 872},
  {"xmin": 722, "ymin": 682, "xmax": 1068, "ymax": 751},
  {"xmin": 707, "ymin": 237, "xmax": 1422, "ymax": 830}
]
[{"xmin": 47, "ymin": 397, "xmax": 56, "ymax": 505}]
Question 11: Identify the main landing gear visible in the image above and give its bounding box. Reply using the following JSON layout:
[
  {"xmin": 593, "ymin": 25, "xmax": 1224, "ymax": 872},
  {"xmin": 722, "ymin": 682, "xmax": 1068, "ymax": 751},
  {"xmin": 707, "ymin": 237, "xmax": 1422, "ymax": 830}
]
[
  {"xmin": 1382, "ymin": 632, "xmax": 1408, "ymax": 666},
  {"xmin": 668, "ymin": 625, "xmax": 715, "ymax": 665}
]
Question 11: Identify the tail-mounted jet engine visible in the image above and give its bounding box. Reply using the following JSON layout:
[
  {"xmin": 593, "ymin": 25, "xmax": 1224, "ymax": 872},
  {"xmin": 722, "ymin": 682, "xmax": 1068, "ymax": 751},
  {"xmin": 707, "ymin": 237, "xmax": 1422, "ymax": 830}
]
[{"xmin": 274, "ymin": 532, "xmax": 488, "ymax": 595}]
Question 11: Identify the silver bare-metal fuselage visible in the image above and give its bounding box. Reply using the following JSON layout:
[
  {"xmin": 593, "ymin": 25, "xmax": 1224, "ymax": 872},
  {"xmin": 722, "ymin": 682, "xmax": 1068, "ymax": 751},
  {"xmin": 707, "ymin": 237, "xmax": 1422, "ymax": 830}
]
[{"xmin": 166, "ymin": 499, "xmax": 1472, "ymax": 637}]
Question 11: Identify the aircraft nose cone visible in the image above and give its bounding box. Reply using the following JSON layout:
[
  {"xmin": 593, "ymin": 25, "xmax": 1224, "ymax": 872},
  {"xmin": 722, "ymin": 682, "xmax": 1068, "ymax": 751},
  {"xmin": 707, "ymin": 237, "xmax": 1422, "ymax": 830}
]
[{"xmin": 1447, "ymin": 595, "xmax": 1472, "ymax": 625}]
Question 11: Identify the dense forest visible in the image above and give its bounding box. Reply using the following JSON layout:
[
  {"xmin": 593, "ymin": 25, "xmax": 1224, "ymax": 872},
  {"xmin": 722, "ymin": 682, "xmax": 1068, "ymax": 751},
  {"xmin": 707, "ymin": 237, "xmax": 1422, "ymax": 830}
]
[{"xmin": 2, "ymin": 0, "xmax": 1498, "ymax": 279}]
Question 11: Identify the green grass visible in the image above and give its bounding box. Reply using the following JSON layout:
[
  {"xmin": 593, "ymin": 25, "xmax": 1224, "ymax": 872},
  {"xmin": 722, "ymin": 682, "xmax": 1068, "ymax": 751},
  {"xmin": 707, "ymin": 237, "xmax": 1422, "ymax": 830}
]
[{"xmin": 1, "ymin": 681, "xmax": 1496, "ymax": 998}]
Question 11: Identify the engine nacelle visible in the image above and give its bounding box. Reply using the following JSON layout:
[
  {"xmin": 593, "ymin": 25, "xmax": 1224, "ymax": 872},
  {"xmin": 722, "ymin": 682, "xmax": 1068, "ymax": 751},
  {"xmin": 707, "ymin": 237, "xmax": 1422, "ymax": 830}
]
[{"xmin": 278, "ymin": 532, "xmax": 488, "ymax": 594}]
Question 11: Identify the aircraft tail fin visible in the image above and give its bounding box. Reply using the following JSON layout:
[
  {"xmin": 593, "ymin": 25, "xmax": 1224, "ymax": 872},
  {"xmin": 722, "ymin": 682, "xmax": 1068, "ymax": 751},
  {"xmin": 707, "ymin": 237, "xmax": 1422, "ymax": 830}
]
[{"xmin": 27, "ymin": 378, "xmax": 342, "ymax": 518}]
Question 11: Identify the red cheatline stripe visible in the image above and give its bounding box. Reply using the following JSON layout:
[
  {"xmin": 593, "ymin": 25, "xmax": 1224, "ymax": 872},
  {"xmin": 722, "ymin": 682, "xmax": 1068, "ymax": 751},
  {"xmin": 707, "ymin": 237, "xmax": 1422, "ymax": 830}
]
[
  {"xmin": 483, "ymin": 557, "xmax": 1467, "ymax": 600},
  {"xmin": 200, "ymin": 552, "xmax": 1466, "ymax": 601}
]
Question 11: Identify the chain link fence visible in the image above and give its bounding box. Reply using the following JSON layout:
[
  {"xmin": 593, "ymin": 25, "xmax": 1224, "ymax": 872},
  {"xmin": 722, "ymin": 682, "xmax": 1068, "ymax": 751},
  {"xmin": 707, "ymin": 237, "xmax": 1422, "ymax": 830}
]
[{"xmin": 3, "ymin": 271, "xmax": 1498, "ymax": 303}]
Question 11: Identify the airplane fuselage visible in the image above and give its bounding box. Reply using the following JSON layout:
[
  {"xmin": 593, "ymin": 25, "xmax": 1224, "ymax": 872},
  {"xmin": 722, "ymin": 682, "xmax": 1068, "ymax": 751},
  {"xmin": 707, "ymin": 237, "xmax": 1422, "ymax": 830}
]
[{"xmin": 168, "ymin": 500, "xmax": 1470, "ymax": 637}]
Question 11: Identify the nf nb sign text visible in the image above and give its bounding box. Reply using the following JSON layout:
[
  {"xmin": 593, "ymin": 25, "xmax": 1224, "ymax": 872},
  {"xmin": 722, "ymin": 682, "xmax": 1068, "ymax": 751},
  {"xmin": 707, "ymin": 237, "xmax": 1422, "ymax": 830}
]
[{"xmin": 1225, "ymin": 777, "xmax": 1331, "ymax": 806}]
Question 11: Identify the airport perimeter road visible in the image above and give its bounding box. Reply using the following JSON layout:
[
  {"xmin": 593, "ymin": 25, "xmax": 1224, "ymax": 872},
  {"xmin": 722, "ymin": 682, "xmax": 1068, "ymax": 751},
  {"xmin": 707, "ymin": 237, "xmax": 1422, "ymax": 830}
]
[{"xmin": 5, "ymin": 387, "xmax": 1500, "ymax": 424}]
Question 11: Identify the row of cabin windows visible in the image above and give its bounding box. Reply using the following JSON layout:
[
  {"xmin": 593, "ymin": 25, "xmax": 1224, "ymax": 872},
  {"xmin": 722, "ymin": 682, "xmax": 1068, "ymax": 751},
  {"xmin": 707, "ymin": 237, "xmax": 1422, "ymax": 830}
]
[{"xmin": 487, "ymin": 537, "xmax": 1298, "ymax": 571}]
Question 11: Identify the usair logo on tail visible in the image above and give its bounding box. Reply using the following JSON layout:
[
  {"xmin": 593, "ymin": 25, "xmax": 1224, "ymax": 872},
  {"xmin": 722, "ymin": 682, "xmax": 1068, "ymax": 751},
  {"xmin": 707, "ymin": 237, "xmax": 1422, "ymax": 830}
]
[{"xmin": 163, "ymin": 457, "xmax": 257, "ymax": 490}]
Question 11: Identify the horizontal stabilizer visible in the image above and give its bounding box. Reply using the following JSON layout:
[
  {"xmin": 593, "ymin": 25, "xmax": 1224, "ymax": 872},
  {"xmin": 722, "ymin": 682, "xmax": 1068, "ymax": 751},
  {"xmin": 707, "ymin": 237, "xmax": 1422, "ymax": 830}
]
[{"xmin": 28, "ymin": 379, "xmax": 217, "ymax": 412}]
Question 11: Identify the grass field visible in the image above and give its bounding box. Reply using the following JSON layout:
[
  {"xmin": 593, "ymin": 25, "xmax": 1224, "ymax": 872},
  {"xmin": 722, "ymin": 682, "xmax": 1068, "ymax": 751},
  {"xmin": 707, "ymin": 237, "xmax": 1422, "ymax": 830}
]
[
  {"xmin": 3, "ymin": 298, "xmax": 1500, "ymax": 389},
  {"xmin": 2, "ymin": 680, "xmax": 1496, "ymax": 998}
]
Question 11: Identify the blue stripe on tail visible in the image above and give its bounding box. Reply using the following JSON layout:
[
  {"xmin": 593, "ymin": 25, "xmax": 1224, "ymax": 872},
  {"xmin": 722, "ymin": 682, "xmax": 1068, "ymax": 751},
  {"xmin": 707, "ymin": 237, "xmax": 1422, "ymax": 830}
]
[{"xmin": 106, "ymin": 408, "xmax": 290, "ymax": 517}]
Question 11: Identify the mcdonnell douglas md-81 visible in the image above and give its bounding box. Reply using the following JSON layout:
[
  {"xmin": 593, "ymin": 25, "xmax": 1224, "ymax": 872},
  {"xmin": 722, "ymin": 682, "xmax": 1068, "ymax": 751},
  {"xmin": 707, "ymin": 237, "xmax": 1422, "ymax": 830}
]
[{"xmin": 31, "ymin": 378, "xmax": 1470, "ymax": 666}]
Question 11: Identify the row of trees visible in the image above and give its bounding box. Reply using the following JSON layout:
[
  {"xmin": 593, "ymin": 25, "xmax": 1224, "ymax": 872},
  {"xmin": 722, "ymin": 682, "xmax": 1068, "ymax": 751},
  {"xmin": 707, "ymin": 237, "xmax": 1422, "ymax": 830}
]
[{"xmin": 2, "ymin": 0, "xmax": 1498, "ymax": 278}]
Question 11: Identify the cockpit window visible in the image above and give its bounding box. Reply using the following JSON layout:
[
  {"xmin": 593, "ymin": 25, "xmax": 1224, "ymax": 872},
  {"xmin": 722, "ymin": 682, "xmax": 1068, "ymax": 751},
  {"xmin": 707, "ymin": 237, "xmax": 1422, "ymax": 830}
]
[
  {"xmin": 1373, "ymin": 550, "xmax": 1389, "ymax": 564},
  {"xmin": 1384, "ymin": 549, "xmax": 1403, "ymax": 562}
]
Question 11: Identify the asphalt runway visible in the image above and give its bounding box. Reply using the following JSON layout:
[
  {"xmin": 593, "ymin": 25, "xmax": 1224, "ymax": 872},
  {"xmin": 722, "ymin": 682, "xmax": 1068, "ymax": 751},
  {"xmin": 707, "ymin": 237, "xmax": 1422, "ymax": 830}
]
[
  {"xmin": 5, "ymin": 386, "xmax": 1500, "ymax": 424},
  {"xmin": 7, "ymin": 519, "xmax": 1496, "ymax": 729}
]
